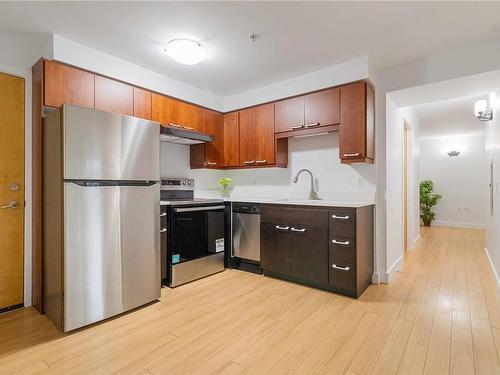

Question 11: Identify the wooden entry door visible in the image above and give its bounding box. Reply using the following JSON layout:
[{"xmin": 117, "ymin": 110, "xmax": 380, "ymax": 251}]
[{"xmin": 0, "ymin": 72, "xmax": 25, "ymax": 311}]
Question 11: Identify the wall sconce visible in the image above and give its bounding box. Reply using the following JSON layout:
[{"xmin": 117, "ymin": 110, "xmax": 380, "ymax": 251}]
[
  {"xmin": 447, "ymin": 150, "xmax": 460, "ymax": 157},
  {"xmin": 474, "ymin": 99, "xmax": 493, "ymax": 121}
]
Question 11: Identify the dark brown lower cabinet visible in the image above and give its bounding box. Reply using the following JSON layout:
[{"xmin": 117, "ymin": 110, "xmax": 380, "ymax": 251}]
[{"xmin": 260, "ymin": 204, "xmax": 373, "ymax": 298}]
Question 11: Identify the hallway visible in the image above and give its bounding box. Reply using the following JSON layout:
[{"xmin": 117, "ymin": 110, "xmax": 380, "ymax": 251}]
[{"xmin": 0, "ymin": 227, "xmax": 499, "ymax": 374}]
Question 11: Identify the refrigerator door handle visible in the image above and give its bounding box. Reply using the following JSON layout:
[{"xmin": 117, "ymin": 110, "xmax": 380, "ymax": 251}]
[{"xmin": 65, "ymin": 180, "xmax": 159, "ymax": 187}]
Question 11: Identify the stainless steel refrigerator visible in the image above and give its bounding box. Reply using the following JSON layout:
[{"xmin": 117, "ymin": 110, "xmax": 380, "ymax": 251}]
[{"xmin": 43, "ymin": 105, "xmax": 161, "ymax": 332}]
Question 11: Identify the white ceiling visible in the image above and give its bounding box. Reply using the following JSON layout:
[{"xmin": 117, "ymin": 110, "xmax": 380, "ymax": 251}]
[
  {"xmin": 1, "ymin": 2, "xmax": 500, "ymax": 96},
  {"xmin": 412, "ymin": 94, "xmax": 488, "ymax": 139}
]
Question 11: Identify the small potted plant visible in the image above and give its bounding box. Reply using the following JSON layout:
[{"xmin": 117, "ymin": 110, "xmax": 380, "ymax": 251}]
[
  {"xmin": 218, "ymin": 177, "xmax": 232, "ymax": 197},
  {"xmin": 420, "ymin": 180, "xmax": 442, "ymax": 226}
]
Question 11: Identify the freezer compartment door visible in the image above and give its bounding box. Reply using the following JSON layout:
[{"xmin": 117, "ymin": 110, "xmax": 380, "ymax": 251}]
[
  {"xmin": 63, "ymin": 182, "xmax": 160, "ymax": 331},
  {"xmin": 62, "ymin": 105, "xmax": 160, "ymax": 181}
]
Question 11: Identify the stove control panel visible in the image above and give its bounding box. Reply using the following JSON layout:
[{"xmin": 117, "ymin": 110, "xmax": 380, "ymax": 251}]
[{"xmin": 161, "ymin": 178, "xmax": 195, "ymax": 191}]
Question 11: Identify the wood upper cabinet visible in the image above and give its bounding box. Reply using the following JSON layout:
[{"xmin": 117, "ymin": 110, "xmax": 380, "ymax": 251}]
[
  {"xmin": 44, "ymin": 60, "xmax": 94, "ymax": 108},
  {"xmin": 151, "ymin": 93, "xmax": 203, "ymax": 132},
  {"xmin": 239, "ymin": 103, "xmax": 275, "ymax": 167},
  {"xmin": 94, "ymin": 75, "xmax": 133, "ymax": 116},
  {"xmin": 133, "ymin": 87, "xmax": 152, "ymax": 120},
  {"xmin": 339, "ymin": 82, "xmax": 374, "ymax": 164},
  {"xmin": 275, "ymin": 96, "xmax": 304, "ymax": 133},
  {"xmin": 204, "ymin": 109, "xmax": 224, "ymax": 167},
  {"xmin": 304, "ymin": 87, "xmax": 340, "ymax": 128},
  {"xmin": 223, "ymin": 112, "xmax": 239, "ymax": 167}
]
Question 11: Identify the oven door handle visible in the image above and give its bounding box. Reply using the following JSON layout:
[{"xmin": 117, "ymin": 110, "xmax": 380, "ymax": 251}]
[{"xmin": 174, "ymin": 205, "xmax": 226, "ymax": 213}]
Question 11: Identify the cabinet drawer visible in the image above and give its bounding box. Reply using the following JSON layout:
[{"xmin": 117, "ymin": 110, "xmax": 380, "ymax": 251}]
[
  {"xmin": 329, "ymin": 236, "xmax": 355, "ymax": 263},
  {"xmin": 261, "ymin": 206, "xmax": 328, "ymax": 227},
  {"xmin": 329, "ymin": 208, "xmax": 356, "ymax": 237},
  {"xmin": 329, "ymin": 260, "xmax": 356, "ymax": 291}
]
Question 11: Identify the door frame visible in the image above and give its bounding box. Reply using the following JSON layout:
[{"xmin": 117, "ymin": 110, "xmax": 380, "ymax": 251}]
[{"xmin": 0, "ymin": 63, "xmax": 32, "ymax": 308}]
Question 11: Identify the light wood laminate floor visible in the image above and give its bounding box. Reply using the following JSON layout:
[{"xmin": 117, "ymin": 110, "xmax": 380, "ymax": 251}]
[{"xmin": 1, "ymin": 226, "xmax": 499, "ymax": 374}]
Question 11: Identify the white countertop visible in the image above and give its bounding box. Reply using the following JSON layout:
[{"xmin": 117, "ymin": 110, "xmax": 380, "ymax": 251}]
[{"xmin": 200, "ymin": 197, "xmax": 374, "ymax": 208}]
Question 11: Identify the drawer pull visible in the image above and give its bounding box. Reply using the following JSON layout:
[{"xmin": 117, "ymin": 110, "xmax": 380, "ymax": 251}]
[
  {"xmin": 291, "ymin": 227, "xmax": 306, "ymax": 233},
  {"xmin": 275, "ymin": 225, "xmax": 290, "ymax": 231},
  {"xmin": 160, "ymin": 213, "xmax": 167, "ymax": 217},
  {"xmin": 343, "ymin": 153, "xmax": 360, "ymax": 157},
  {"xmin": 332, "ymin": 215, "xmax": 350, "ymax": 220},
  {"xmin": 332, "ymin": 239, "xmax": 350, "ymax": 246},
  {"xmin": 332, "ymin": 264, "xmax": 350, "ymax": 271},
  {"xmin": 206, "ymin": 162, "xmax": 217, "ymax": 166},
  {"xmin": 182, "ymin": 125, "xmax": 194, "ymax": 130},
  {"xmin": 291, "ymin": 125, "xmax": 305, "ymax": 130},
  {"xmin": 255, "ymin": 160, "xmax": 267, "ymax": 164},
  {"xmin": 244, "ymin": 160, "xmax": 256, "ymax": 165},
  {"xmin": 168, "ymin": 122, "xmax": 182, "ymax": 128},
  {"xmin": 305, "ymin": 122, "xmax": 320, "ymax": 128},
  {"xmin": 160, "ymin": 228, "xmax": 167, "ymax": 233}
]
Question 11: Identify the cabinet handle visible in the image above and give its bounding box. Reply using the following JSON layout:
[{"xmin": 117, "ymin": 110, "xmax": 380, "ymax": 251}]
[
  {"xmin": 343, "ymin": 153, "xmax": 360, "ymax": 157},
  {"xmin": 291, "ymin": 125, "xmax": 304, "ymax": 130},
  {"xmin": 160, "ymin": 228, "xmax": 167, "ymax": 233},
  {"xmin": 331, "ymin": 215, "xmax": 350, "ymax": 220},
  {"xmin": 168, "ymin": 122, "xmax": 182, "ymax": 128},
  {"xmin": 160, "ymin": 213, "xmax": 167, "ymax": 217},
  {"xmin": 275, "ymin": 225, "xmax": 290, "ymax": 231},
  {"xmin": 206, "ymin": 162, "xmax": 217, "ymax": 166},
  {"xmin": 182, "ymin": 125, "xmax": 194, "ymax": 130},
  {"xmin": 332, "ymin": 264, "xmax": 350, "ymax": 271},
  {"xmin": 332, "ymin": 239, "xmax": 350, "ymax": 246},
  {"xmin": 305, "ymin": 122, "xmax": 320, "ymax": 128},
  {"xmin": 291, "ymin": 227, "xmax": 306, "ymax": 232},
  {"xmin": 255, "ymin": 160, "xmax": 267, "ymax": 164},
  {"xmin": 244, "ymin": 160, "xmax": 256, "ymax": 165}
]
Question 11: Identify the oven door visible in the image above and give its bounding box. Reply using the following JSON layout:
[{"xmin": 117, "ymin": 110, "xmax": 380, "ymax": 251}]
[{"xmin": 170, "ymin": 205, "xmax": 225, "ymax": 264}]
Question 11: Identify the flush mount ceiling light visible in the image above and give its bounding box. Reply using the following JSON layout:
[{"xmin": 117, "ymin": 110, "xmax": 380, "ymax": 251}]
[
  {"xmin": 164, "ymin": 38, "xmax": 206, "ymax": 65},
  {"xmin": 474, "ymin": 99, "xmax": 493, "ymax": 122}
]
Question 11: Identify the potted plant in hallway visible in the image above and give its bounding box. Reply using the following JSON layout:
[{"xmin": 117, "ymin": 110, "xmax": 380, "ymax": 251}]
[{"xmin": 420, "ymin": 180, "xmax": 442, "ymax": 226}]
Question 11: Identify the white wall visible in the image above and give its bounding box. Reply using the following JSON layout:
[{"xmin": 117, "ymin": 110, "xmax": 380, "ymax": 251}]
[
  {"xmin": 420, "ymin": 134, "xmax": 486, "ymax": 229},
  {"xmin": 224, "ymin": 133, "xmax": 376, "ymax": 201},
  {"xmin": 485, "ymin": 88, "xmax": 500, "ymax": 285},
  {"xmin": 52, "ymin": 34, "xmax": 224, "ymax": 111}
]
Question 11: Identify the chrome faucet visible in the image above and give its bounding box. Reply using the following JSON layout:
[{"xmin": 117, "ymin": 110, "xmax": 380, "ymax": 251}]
[{"xmin": 292, "ymin": 169, "xmax": 319, "ymax": 200}]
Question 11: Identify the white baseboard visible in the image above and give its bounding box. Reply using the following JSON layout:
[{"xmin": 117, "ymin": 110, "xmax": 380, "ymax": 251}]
[
  {"xmin": 371, "ymin": 273, "xmax": 380, "ymax": 284},
  {"xmin": 484, "ymin": 247, "xmax": 500, "ymax": 288},
  {"xmin": 432, "ymin": 221, "xmax": 485, "ymax": 230},
  {"xmin": 408, "ymin": 234, "xmax": 421, "ymax": 251},
  {"xmin": 380, "ymin": 254, "xmax": 404, "ymax": 284}
]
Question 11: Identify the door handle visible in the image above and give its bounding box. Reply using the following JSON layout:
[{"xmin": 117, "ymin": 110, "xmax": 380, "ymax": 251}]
[
  {"xmin": 206, "ymin": 162, "xmax": 217, "ymax": 166},
  {"xmin": 332, "ymin": 264, "xmax": 350, "ymax": 271},
  {"xmin": 255, "ymin": 160, "xmax": 267, "ymax": 164},
  {"xmin": 1, "ymin": 201, "xmax": 18, "ymax": 209},
  {"xmin": 291, "ymin": 125, "xmax": 304, "ymax": 130},
  {"xmin": 275, "ymin": 225, "xmax": 290, "ymax": 231},
  {"xmin": 332, "ymin": 239, "xmax": 350, "ymax": 245},
  {"xmin": 160, "ymin": 213, "xmax": 167, "ymax": 217},
  {"xmin": 304, "ymin": 122, "xmax": 320, "ymax": 128},
  {"xmin": 343, "ymin": 153, "xmax": 360, "ymax": 157},
  {"xmin": 160, "ymin": 228, "xmax": 167, "ymax": 233},
  {"xmin": 331, "ymin": 215, "xmax": 350, "ymax": 220},
  {"xmin": 182, "ymin": 125, "xmax": 194, "ymax": 130},
  {"xmin": 291, "ymin": 227, "xmax": 306, "ymax": 232},
  {"xmin": 244, "ymin": 160, "xmax": 255, "ymax": 165},
  {"xmin": 168, "ymin": 123, "xmax": 182, "ymax": 128}
]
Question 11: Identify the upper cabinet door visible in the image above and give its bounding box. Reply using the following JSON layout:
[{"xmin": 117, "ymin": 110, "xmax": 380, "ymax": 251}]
[
  {"xmin": 44, "ymin": 60, "xmax": 95, "ymax": 108},
  {"xmin": 255, "ymin": 103, "xmax": 275, "ymax": 165},
  {"xmin": 133, "ymin": 88, "xmax": 152, "ymax": 120},
  {"xmin": 238, "ymin": 107, "xmax": 257, "ymax": 166},
  {"xmin": 339, "ymin": 82, "xmax": 373, "ymax": 163},
  {"xmin": 304, "ymin": 87, "xmax": 340, "ymax": 129},
  {"xmin": 94, "ymin": 76, "xmax": 133, "ymax": 116},
  {"xmin": 151, "ymin": 94, "xmax": 178, "ymax": 126},
  {"xmin": 275, "ymin": 96, "xmax": 304, "ymax": 133},
  {"xmin": 223, "ymin": 112, "xmax": 239, "ymax": 167},
  {"xmin": 204, "ymin": 109, "xmax": 224, "ymax": 167},
  {"xmin": 178, "ymin": 102, "xmax": 204, "ymax": 132}
]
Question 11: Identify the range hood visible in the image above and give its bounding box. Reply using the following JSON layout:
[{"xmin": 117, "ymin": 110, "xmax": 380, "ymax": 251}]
[{"xmin": 160, "ymin": 126, "xmax": 214, "ymax": 145}]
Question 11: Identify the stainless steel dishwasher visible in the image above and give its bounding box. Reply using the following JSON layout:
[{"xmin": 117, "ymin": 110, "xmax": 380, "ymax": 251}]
[{"xmin": 232, "ymin": 203, "xmax": 262, "ymax": 273}]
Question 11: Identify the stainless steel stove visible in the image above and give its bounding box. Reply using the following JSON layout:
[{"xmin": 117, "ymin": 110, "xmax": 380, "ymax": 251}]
[{"xmin": 160, "ymin": 178, "xmax": 226, "ymax": 287}]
